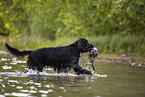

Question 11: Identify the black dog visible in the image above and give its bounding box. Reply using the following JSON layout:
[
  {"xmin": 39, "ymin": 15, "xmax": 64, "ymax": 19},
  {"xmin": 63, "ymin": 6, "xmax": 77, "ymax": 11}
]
[{"xmin": 5, "ymin": 38, "xmax": 97, "ymax": 75}]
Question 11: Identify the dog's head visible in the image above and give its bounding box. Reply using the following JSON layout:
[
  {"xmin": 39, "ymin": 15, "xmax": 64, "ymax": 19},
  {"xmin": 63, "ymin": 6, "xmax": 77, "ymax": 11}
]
[{"xmin": 75, "ymin": 38, "xmax": 97, "ymax": 52}]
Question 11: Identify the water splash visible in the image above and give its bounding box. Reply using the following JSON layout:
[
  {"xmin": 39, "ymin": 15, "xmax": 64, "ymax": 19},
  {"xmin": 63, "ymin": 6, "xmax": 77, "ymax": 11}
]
[
  {"xmin": 0, "ymin": 69, "xmax": 107, "ymax": 77},
  {"xmin": 19, "ymin": 69, "xmax": 78, "ymax": 77},
  {"xmin": 2, "ymin": 65, "xmax": 12, "ymax": 69},
  {"xmin": 1, "ymin": 58, "xmax": 8, "ymax": 61},
  {"xmin": 4, "ymin": 93, "xmax": 30, "ymax": 97}
]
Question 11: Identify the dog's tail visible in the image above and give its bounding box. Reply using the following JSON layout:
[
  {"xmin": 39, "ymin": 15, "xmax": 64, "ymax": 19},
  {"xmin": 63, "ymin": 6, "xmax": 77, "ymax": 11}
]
[{"xmin": 5, "ymin": 43, "xmax": 32, "ymax": 58}]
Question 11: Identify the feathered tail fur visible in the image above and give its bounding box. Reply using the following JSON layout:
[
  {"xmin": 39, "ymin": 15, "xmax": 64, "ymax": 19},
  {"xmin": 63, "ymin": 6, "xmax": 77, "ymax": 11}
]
[{"xmin": 5, "ymin": 43, "xmax": 32, "ymax": 58}]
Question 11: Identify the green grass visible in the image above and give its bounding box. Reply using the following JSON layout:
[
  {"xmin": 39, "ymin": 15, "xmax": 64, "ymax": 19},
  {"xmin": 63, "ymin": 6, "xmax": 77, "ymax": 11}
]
[
  {"xmin": 0, "ymin": 35, "xmax": 78, "ymax": 50},
  {"xmin": 88, "ymin": 35, "xmax": 145, "ymax": 55},
  {"xmin": 0, "ymin": 35, "xmax": 145, "ymax": 58}
]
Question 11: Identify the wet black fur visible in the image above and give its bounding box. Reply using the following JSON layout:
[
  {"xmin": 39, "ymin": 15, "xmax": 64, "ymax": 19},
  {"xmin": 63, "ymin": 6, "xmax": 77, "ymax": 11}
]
[{"xmin": 5, "ymin": 38, "xmax": 94, "ymax": 75}]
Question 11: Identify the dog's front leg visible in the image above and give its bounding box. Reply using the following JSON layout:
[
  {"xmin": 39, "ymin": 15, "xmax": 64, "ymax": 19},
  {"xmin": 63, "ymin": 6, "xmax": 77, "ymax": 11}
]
[{"xmin": 72, "ymin": 64, "xmax": 92, "ymax": 75}]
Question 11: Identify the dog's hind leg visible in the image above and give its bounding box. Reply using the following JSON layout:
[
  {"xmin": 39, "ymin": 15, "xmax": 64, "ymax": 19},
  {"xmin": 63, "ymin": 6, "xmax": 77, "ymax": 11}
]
[
  {"xmin": 27, "ymin": 56, "xmax": 43, "ymax": 72},
  {"xmin": 64, "ymin": 67, "xmax": 71, "ymax": 73},
  {"xmin": 61, "ymin": 67, "xmax": 71, "ymax": 73}
]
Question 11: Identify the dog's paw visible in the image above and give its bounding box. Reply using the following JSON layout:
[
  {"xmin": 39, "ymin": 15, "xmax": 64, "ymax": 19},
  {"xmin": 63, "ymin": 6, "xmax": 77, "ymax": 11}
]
[
  {"xmin": 83, "ymin": 69, "xmax": 93, "ymax": 75},
  {"xmin": 75, "ymin": 69, "xmax": 93, "ymax": 75}
]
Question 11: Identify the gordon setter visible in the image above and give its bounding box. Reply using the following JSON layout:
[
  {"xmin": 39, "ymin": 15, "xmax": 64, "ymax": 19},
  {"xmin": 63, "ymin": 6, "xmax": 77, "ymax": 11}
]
[{"xmin": 5, "ymin": 38, "xmax": 97, "ymax": 75}]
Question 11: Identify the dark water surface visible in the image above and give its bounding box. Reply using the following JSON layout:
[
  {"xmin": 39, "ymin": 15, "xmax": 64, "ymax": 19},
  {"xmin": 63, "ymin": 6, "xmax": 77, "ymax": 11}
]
[{"xmin": 0, "ymin": 54, "xmax": 145, "ymax": 97}]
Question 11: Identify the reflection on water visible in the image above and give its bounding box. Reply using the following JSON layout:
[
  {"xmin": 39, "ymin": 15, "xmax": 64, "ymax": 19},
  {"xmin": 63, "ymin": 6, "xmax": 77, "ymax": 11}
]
[
  {"xmin": 0, "ymin": 55, "xmax": 105, "ymax": 97},
  {"xmin": 0, "ymin": 73, "xmax": 100, "ymax": 97},
  {"xmin": 0, "ymin": 74, "xmax": 98, "ymax": 97},
  {"xmin": 0, "ymin": 54, "xmax": 145, "ymax": 97}
]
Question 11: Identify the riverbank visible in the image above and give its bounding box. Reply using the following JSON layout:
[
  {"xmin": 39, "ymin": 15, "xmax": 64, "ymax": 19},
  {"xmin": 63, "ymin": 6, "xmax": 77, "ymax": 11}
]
[
  {"xmin": 1, "ymin": 49, "xmax": 145, "ymax": 68},
  {"xmin": 0, "ymin": 35, "xmax": 145, "ymax": 67},
  {"xmin": 81, "ymin": 53, "xmax": 145, "ymax": 68},
  {"xmin": 96, "ymin": 56, "xmax": 145, "ymax": 67},
  {"xmin": 1, "ymin": 35, "xmax": 145, "ymax": 55}
]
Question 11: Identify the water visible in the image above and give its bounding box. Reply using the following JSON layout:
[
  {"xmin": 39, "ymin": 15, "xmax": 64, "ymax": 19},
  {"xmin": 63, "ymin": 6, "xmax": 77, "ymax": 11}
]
[{"xmin": 0, "ymin": 54, "xmax": 145, "ymax": 97}]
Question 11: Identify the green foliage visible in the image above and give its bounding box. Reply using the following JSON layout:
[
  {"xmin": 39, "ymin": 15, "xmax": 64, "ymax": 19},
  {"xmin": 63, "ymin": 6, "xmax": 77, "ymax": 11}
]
[
  {"xmin": 0, "ymin": 0, "xmax": 145, "ymax": 55},
  {"xmin": 1, "ymin": 35, "xmax": 144, "ymax": 56},
  {"xmin": 29, "ymin": 0, "xmax": 63, "ymax": 40},
  {"xmin": 88, "ymin": 35, "xmax": 145, "ymax": 55},
  {"xmin": 0, "ymin": 0, "xmax": 145, "ymax": 37}
]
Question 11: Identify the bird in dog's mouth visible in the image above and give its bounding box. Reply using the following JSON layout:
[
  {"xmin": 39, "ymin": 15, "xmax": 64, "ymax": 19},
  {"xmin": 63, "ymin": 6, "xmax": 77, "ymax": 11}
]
[{"xmin": 88, "ymin": 47, "xmax": 98, "ymax": 71}]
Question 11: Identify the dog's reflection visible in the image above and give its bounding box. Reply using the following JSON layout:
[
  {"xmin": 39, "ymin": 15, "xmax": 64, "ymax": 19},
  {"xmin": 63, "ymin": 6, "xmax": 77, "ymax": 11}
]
[{"xmin": 27, "ymin": 75, "xmax": 96, "ymax": 85}]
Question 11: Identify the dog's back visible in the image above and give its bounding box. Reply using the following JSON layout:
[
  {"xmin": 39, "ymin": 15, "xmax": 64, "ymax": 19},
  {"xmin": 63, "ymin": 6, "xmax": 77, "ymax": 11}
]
[{"xmin": 5, "ymin": 38, "xmax": 95, "ymax": 75}]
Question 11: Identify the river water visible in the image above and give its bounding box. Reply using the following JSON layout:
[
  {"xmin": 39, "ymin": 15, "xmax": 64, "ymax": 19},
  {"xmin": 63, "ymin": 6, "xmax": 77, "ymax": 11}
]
[{"xmin": 0, "ymin": 54, "xmax": 145, "ymax": 97}]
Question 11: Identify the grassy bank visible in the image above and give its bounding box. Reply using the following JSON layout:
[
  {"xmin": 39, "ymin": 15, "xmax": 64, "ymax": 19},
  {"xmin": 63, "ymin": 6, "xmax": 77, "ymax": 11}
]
[
  {"xmin": 0, "ymin": 35, "xmax": 145, "ymax": 67},
  {"xmin": 89, "ymin": 35, "xmax": 145, "ymax": 55},
  {"xmin": 0, "ymin": 34, "xmax": 145, "ymax": 56}
]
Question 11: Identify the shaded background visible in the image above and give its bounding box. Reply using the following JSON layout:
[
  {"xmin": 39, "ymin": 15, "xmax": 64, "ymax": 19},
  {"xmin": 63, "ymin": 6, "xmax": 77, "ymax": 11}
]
[{"xmin": 0, "ymin": 0, "xmax": 145, "ymax": 56}]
